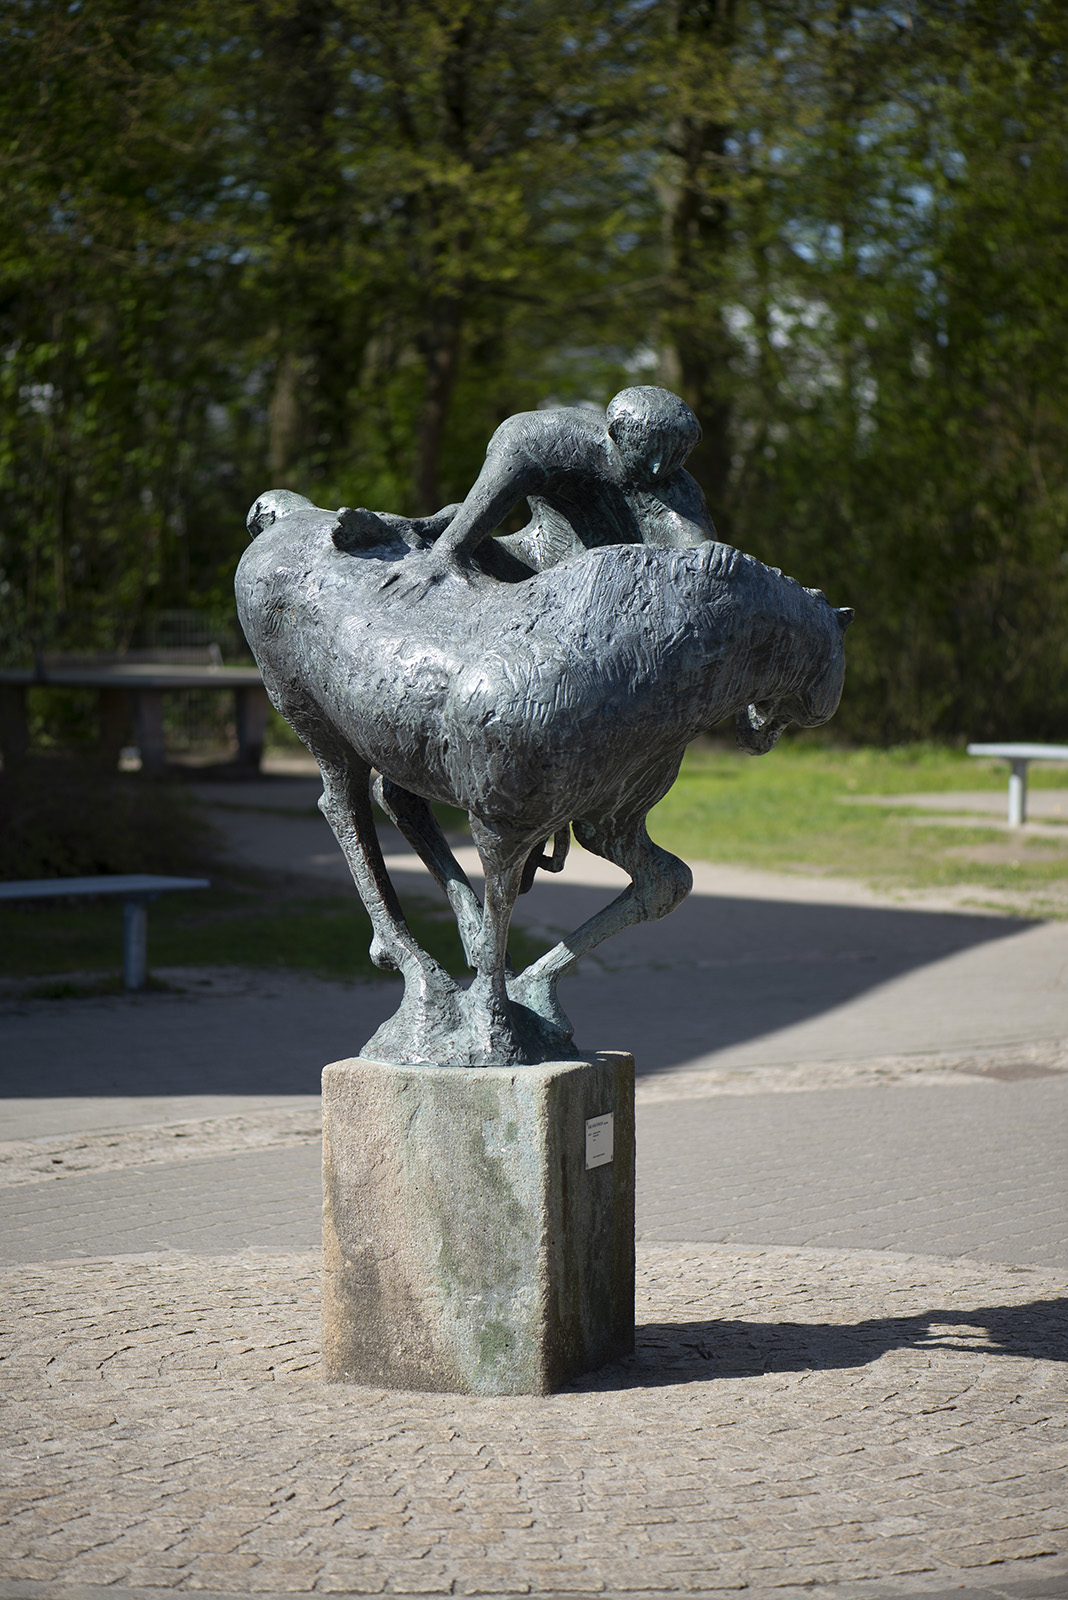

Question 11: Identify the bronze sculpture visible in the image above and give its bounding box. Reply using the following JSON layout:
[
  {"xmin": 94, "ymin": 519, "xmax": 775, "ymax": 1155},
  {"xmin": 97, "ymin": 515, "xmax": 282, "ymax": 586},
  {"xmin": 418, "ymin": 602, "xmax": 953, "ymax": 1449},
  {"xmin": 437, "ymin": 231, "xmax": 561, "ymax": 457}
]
[{"xmin": 236, "ymin": 388, "xmax": 851, "ymax": 1067}]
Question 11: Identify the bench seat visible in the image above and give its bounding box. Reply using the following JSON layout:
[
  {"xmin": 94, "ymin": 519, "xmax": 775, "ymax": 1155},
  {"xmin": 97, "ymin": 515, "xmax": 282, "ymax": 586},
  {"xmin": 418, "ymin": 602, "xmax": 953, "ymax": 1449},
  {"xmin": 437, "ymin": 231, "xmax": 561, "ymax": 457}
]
[{"xmin": 0, "ymin": 874, "xmax": 210, "ymax": 990}]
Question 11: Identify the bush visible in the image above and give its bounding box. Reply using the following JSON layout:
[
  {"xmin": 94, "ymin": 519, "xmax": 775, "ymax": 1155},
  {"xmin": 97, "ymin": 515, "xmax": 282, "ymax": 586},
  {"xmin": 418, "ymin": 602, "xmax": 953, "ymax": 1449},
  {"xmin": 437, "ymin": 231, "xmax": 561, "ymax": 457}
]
[{"xmin": 0, "ymin": 758, "xmax": 218, "ymax": 880}]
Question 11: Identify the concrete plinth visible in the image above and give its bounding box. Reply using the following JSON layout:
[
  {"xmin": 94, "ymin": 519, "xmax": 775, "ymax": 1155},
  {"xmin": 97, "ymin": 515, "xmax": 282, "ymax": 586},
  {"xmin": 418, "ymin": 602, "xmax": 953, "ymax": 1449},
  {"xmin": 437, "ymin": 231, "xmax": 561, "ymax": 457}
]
[{"xmin": 322, "ymin": 1051, "xmax": 635, "ymax": 1396}]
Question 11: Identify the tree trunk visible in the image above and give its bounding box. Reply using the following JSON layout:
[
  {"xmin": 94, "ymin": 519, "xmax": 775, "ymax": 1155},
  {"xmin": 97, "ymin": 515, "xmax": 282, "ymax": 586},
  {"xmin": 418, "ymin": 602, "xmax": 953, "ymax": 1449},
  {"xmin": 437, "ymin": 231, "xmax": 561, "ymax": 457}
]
[
  {"xmin": 268, "ymin": 348, "xmax": 304, "ymax": 484},
  {"xmin": 416, "ymin": 301, "xmax": 463, "ymax": 514},
  {"xmin": 660, "ymin": 0, "xmax": 738, "ymax": 529}
]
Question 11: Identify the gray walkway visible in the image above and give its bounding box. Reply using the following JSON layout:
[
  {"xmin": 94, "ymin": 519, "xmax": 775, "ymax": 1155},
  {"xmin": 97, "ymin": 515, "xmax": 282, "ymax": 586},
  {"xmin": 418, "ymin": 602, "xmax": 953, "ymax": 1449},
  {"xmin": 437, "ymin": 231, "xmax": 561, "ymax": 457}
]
[
  {"xmin": 2, "ymin": 1076, "xmax": 1066, "ymax": 1272},
  {"xmin": 1, "ymin": 780, "xmax": 1066, "ymax": 1599}
]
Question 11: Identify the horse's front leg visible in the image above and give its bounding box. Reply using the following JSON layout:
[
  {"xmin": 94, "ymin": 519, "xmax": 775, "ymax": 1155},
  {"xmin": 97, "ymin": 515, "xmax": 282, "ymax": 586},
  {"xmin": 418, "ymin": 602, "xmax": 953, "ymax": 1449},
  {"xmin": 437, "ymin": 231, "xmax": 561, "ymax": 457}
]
[
  {"xmin": 316, "ymin": 756, "xmax": 464, "ymax": 1062},
  {"xmin": 509, "ymin": 814, "xmax": 692, "ymax": 1049},
  {"xmin": 371, "ymin": 775, "xmax": 484, "ymax": 969}
]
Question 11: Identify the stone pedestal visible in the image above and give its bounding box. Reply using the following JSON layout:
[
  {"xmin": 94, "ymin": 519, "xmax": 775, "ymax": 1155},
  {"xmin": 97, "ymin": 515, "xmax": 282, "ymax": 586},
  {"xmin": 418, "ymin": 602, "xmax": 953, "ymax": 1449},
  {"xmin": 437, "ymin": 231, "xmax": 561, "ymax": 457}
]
[{"xmin": 322, "ymin": 1051, "xmax": 634, "ymax": 1395}]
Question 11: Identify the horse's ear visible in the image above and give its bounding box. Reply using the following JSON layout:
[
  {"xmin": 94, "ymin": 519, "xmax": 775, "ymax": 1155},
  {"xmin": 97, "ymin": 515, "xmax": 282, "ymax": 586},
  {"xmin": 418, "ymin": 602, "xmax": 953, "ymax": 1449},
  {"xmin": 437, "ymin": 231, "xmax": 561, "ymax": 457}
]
[{"xmin": 835, "ymin": 607, "xmax": 854, "ymax": 632}]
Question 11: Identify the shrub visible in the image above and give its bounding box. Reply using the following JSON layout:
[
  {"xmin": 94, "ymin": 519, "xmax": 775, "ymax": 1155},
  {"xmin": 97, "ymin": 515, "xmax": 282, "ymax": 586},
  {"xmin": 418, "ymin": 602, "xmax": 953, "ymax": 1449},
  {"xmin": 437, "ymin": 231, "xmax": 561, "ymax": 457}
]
[{"xmin": 0, "ymin": 758, "xmax": 218, "ymax": 880}]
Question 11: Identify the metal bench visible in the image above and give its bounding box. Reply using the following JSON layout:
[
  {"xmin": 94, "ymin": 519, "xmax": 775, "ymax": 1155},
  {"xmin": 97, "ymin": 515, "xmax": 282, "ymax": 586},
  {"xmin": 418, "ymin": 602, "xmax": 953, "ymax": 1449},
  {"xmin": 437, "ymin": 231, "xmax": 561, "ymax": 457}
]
[
  {"xmin": 966, "ymin": 742, "xmax": 1068, "ymax": 827},
  {"xmin": 0, "ymin": 874, "xmax": 210, "ymax": 990}
]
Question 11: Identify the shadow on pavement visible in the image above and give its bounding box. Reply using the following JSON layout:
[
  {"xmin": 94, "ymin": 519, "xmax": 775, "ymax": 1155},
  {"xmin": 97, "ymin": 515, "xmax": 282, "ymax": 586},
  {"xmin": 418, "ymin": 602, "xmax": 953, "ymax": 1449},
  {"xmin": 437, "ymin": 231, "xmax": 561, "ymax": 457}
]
[
  {"xmin": 0, "ymin": 875, "xmax": 1047, "ymax": 1097},
  {"xmin": 595, "ymin": 1297, "xmax": 1068, "ymax": 1387},
  {"xmin": 545, "ymin": 886, "xmax": 1041, "ymax": 1075}
]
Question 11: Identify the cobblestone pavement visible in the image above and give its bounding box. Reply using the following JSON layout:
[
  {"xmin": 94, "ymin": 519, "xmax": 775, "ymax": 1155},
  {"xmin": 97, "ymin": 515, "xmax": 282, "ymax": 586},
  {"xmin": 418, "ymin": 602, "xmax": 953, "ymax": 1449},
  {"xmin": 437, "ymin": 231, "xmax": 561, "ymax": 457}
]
[{"xmin": 1, "ymin": 1246, "xmax": 1066, "ymax": 1600}]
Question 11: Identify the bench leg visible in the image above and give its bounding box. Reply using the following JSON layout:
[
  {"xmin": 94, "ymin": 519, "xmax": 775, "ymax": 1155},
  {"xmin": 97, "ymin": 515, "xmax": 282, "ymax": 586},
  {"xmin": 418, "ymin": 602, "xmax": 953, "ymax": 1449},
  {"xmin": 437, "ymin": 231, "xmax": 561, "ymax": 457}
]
[
  {"xmin": 0, "ymin": 685, "xmax": 29, "ymax": 767},
  {"xmin": 1008, "ymin": 760, "xmax": 1029, "ymax": 827},
  {"xmin": 98, "ymin": 688, "xmax": 133, "ymax": 770},
  {"xmin": 235, "ymin": 685, "xmax": 269, "ymax": 770},
  {"xmin": 123, "ymin": 899, "xmax": 149, "ymax": 990},
  {"xmin": 133, "ymin": 690, "xmax": 166, "ymax": 775}
]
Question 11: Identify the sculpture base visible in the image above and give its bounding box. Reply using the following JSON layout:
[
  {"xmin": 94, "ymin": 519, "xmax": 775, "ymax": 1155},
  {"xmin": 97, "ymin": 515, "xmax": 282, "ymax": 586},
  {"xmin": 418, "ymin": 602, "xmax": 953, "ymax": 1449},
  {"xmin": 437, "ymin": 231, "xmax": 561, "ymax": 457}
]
[{"xmin": 322, "ymin": 1052, "xmax": 635, "ymax": 1395}]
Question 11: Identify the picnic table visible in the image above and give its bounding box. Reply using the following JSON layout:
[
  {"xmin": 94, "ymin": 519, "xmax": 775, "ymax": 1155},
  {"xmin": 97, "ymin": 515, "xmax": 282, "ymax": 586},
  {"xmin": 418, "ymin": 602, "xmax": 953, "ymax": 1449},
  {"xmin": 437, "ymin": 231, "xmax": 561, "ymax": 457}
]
[
  {"xmin": 0, "ymin": 874, "xmax": 210, "ymax": 990},
  {"xmin": 0, "ymin": 656, "xmax": 269, "ymax": 773},
  {"xmin": 966, "ymin": 742, "xmax": 1068, "ymax": 826}
]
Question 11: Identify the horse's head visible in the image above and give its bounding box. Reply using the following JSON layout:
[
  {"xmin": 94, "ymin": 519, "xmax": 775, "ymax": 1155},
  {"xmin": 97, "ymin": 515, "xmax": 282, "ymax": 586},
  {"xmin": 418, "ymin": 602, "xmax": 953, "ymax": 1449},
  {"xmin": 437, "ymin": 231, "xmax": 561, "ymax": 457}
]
[{"xmin": 735, "ymin": 602, "xmax": 853, "ymax": 754}]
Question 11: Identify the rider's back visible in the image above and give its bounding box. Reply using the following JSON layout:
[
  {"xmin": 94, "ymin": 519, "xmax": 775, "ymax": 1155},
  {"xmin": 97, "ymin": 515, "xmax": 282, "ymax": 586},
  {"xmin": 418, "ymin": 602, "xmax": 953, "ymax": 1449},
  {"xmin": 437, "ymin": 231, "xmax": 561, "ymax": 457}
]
[{"xmin": 488, "ymin": 406, "xmax": 713, "ymax": 568}]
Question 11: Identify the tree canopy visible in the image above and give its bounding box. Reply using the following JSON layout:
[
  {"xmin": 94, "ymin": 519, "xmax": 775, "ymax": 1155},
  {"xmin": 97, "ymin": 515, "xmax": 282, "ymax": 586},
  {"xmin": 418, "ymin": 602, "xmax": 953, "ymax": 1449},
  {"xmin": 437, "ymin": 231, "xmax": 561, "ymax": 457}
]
[{"xmin": 3, "ymin": 0, "xmax": 1068, "ymax": 741}]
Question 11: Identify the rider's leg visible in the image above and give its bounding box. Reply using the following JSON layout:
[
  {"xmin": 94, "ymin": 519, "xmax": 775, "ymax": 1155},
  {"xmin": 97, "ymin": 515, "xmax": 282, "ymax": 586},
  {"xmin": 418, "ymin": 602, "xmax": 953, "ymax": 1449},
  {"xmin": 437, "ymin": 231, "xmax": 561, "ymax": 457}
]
[{"xmin": 414, "ymin": 503, "xmax": 462, "ymax": 540}]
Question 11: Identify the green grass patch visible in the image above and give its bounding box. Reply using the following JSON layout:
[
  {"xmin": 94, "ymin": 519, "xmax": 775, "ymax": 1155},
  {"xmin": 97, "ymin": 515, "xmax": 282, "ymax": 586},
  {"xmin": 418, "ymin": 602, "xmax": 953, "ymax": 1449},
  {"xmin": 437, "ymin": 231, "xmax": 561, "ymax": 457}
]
[{"xmin": 646, "ymin": 740, "xmax": 1068, "ymax": 912}]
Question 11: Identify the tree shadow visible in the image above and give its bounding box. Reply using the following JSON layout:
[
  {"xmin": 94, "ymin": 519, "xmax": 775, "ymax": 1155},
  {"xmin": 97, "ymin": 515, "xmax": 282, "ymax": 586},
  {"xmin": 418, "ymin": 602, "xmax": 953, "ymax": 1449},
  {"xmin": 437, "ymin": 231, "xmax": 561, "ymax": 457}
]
[
  {"xmin": 576, "ymin": 1297, "xmax": 1068, "ymax": 1390},
  {"xmin": 0, "ymin": 853, "xmax": 1047, "ymax": 1096}
]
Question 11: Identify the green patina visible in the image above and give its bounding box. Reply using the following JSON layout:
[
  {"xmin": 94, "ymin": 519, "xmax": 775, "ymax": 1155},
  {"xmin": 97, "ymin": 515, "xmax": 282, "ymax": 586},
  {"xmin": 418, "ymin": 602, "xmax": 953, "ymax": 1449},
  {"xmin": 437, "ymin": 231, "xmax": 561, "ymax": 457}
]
[
  {"xmin": 400, "ymin": 1078, "xmax": 535, "ymax": 1307},
  {"xmin": 476, "ymin": 1318, "xmax": 516, "ymax": 1369}
]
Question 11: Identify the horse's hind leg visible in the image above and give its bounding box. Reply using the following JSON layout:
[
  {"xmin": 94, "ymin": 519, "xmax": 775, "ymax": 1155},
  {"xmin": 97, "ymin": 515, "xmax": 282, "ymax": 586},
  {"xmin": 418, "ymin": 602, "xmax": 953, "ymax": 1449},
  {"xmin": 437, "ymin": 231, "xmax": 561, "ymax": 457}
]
[
  {"xmin": 371, "ymin": 776, "xmax": 484, "ymax": 968},
  {"xmin": 509, "ymin": 813, "xmax": 692, "ymax": 1048},
  {"xmin": 316, "ymin": 755, "xmax": 464, "ymax": 1060}
]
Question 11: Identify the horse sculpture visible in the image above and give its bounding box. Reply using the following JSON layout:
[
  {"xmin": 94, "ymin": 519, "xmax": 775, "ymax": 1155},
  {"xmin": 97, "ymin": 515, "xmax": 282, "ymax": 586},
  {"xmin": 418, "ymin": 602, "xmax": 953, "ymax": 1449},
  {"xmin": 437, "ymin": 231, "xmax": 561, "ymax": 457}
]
[{"xmin": 236, "ymin": 493, "xmax": 851, "ymax": 1067}]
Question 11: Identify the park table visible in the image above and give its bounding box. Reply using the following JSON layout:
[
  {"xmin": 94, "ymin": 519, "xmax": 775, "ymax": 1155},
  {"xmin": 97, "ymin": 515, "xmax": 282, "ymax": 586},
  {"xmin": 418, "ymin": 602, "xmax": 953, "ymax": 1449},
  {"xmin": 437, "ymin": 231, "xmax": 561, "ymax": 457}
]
[{"xmin": 0, "ymin": 659, "xmax": 269, "ymax": 773}]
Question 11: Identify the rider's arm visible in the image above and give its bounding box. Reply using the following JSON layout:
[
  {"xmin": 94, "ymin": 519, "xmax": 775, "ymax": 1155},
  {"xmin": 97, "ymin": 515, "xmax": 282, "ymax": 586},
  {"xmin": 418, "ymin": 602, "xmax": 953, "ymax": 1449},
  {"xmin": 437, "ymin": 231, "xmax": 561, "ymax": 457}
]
[
  {"xmin": 432, "ymin": 448, "xmax": 546, "ymax": 565},
  {"xmin": 652, "ymin": 469, "xmax": 717, "ymax": 546}
]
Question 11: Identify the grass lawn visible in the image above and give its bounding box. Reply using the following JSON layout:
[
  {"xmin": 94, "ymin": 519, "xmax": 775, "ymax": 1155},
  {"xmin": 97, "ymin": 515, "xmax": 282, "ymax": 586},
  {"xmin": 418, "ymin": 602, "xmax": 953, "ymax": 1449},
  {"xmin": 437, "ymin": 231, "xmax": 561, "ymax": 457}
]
[{"xmin": 647, "ymin": 740, "xmax": 1068, "ymax": 915}]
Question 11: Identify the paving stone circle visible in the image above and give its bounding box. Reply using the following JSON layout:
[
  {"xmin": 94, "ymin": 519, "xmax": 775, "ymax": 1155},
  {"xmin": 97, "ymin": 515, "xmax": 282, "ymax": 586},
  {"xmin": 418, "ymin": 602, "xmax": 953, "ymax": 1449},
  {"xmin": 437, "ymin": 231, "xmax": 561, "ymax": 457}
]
[{"xmin": 2, "ymin": 1243, "xmax": 1065, "ymax": 1596}]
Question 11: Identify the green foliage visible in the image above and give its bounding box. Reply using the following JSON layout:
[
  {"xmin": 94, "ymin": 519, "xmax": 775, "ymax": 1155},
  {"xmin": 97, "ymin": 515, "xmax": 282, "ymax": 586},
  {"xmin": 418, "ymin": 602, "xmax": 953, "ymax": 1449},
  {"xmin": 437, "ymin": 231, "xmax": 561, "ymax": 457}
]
[
  {"xmin": 0, "ymin": 0, "xmax": 262, "ymax": 656},
  {"xmin": 0, "ymin": 759, "xmax": 218, "ymax": 879},
  {"xmin": 704, "ymin": 2, "xmax": 1068, "ymax": 741},
  {"xmin": 3, "ymin": 0, "xmax": 1068, "ymax": 743}
]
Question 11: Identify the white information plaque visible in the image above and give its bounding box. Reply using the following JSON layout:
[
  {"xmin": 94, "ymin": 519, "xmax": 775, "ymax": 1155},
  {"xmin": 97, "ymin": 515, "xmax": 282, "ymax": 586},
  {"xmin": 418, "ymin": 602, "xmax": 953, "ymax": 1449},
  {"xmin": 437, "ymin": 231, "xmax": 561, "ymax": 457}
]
[{"xmin": 585, "ymin": 1112, "xmax": 614, "ymax": 1170}]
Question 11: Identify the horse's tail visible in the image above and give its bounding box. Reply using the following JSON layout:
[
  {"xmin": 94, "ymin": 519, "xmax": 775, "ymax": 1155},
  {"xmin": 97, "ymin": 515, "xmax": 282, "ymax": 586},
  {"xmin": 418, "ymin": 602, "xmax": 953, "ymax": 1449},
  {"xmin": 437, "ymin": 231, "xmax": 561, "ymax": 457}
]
[{"xmin": 246, "ymin": 489, "xmax": 317, "ymax": 539}]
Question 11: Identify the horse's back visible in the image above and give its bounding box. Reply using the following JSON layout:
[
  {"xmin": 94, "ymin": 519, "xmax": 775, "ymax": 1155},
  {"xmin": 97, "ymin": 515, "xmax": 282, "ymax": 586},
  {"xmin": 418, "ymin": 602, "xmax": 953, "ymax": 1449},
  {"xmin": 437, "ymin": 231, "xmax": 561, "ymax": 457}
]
[{"xmin": 238, "ymin": 529, "xmax": 844, "ymax": 820}]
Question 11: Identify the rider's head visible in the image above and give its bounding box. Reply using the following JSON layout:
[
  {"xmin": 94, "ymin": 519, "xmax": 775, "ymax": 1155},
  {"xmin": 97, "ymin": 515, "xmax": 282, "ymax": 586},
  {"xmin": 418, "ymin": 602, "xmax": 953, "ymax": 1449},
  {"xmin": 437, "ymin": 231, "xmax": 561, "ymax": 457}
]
[{"xmin": 606, "ymin": 387, "xmax": 701, "ymax": 485}]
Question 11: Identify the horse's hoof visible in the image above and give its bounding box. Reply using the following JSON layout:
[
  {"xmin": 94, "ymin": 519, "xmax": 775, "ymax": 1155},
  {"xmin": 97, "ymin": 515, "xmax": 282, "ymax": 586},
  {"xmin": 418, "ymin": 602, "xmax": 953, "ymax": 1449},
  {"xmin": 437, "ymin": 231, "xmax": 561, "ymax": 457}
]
[
  {"xmin": 359, "ymin": 965, "xmax": 465, "ymax": 1063},
  {"xmin": 458, "ymin": 982, "xmax": 528, "ymax": 1067},
  {"xmin": 508, "ymin": 1002, "xmax": 581, "ymax": 1063},
  {"xmin": 506, "ymin": 973, "xmax": 575, "ymax": 1052}
]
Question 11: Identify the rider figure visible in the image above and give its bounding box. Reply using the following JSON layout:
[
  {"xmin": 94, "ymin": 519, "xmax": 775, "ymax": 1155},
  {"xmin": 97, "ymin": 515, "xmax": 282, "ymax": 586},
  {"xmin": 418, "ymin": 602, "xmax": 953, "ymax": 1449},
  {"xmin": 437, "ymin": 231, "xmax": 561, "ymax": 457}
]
[{"xmin": 334, "ymin": 386, "xmax": 716, "ymax": 582}]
